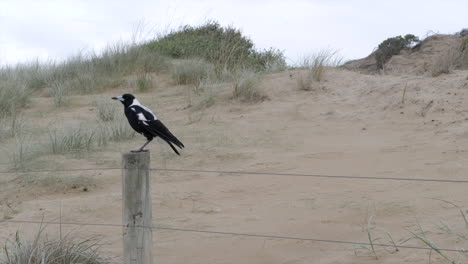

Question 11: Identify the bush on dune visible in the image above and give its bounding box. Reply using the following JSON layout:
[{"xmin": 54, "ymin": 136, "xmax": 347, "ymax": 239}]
[{"xmin": 146, "ymin": 21, "xmax": 286, "ymax": 75}]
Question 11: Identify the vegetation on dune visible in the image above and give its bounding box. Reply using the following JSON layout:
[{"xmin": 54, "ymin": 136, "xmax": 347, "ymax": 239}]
[
  {"xmin": 0, "ymin": 44, "xmax": 167, "ymax": 117},
  {"xmin": 0, "ymin": 20, "xmax": 287, "ymax": 124},
  {"xmin": 375, "ymin": 34, "xmax": 420, "ymax": 70},
  {"xmin": 0, "ymin": 20, "xmax": 291, "ymax": 170},
  {"xmin": 297, "ymin": 49, "xmax": 342, "ymax": 91},
  {"xmin": 232, "ymin": 71, "xmax": 267, "ymax": 102},
  {"xmin": 146, "ymin": 21, "xmax": 287, "ymax": 75},
  {"xmin": 1, "ymin": 228, "xmax": 109, "ymax": 264},
  {"xmin": 171, "ymin": 59, "xmax": 215, "ymax": 87}
]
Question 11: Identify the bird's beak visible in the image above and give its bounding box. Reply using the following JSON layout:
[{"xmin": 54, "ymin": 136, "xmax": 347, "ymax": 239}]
[{"xmin": 112, "ymin": 96, "xmax": 124, "ymax": 101}]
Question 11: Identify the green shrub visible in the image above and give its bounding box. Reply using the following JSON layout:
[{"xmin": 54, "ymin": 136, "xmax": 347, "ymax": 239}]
[
  {"xmin": 147, "ymin": 21, "xmax": 286, "ymax": 74},
  {"xmin": 375, "ymin": 34, "xmax": 420, "ymax": 69}
]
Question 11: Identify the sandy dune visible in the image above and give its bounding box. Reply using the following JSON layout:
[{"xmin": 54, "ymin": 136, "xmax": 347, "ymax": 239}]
[{"xmin": 1, "ymin": 67, "xmax": 468, "ymax": 263}]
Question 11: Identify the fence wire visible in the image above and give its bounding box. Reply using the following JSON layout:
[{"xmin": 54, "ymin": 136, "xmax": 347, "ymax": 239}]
[
  {"xmin": 0, "ymin": 167, "xmax": 467, "ymax": 183},
  {"xmin": 1, "ymin": 166, "xmax": 468, "ymax": 256},
  {"xmin": 1, "ymin": 219, "xmax": 467, "ymax": 254}
]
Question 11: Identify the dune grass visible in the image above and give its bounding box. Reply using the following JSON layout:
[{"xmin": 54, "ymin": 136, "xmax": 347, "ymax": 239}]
[
  {"xmin": 134, "ymin": 72, "xmax": 153, "ymax": 92},
  {"xmin": 47, "ymin": 126, "xmax": 95, "ymax": 154},
  {"xmin": 1, "ymin": 227, "xmax": 109, "ymax": 264},
  {"xmin": 431, "ymin": 46, "xmax": 466, "ymax": 77},
  {"xmin": 0, "ymin": 43, "xmax": 168, "ymax": 114},
  {"xmin": 171, "ymin": 59, "xmax": 215, "ymax": 87},
  {"xmin": 0, "ymin": 78, "xmax": 30, "ymax": 118},
  {"xmin": 9, "ymin": 135, "xmax": 41, "ymax": 170},
  {"xmin": 96, "ymin": 118, "xmax": 136, "ymax": 146},
  {"xmin": 184, "ymin": 77, "xmax": 219, "ymax": 111},
  {"xmin": 232, "ymin": 70, "xmax": 267, "ymax": 102},
  {"xmin": 0, "ymin": 112, "xmax": 25, "ymax": 139},
  {"xmin": 297, "ymin": 49, "xmax": 342, "ymax": 91},
  {"xmin": 95, "ymin": 99, "xmax": 118, "ymax": 122}
]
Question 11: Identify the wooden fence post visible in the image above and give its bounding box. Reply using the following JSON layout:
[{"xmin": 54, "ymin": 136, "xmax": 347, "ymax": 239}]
[{"xmin": 122, "ymin": 151, "xmax": 153, "ymax": 264}]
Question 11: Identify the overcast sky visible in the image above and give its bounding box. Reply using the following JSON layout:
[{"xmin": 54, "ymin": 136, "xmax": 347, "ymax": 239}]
[{"xmin": 0, "ymin": 0, "xmax": 467, "ymax": 66}]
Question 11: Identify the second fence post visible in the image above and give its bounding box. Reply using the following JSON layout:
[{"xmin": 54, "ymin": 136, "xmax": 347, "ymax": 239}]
[{"xmin": 122, "ymin": 151, "xmax": 153, "ymax": 264}]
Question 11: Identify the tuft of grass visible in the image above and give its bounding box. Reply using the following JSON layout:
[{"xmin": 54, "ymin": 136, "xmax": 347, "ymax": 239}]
[
  {"xmin": 296, "ymin": 70, "xmax": 315, "ymax": 91},
  {"xmin": 366, "ymin": 216, "xmax": 378, "ymax": 260},
  {"xmin": 9, "ymin": 135, "xmax": 40, "ymax": 170},
  {"xmin": 297, "ymin": 49, "xmax": 342, "ymax": 91},
  {"xmin": 1, "ymin": 227, "xmax": 109, "ymax": 264},
  {"xmin": 0, "ymin": 81, "xmax": 30, "ymax": 118},
  {"xmin": 47, "ymin": 126, "xmax": 94, "ymax": 154},
  {"xmin": 95, "ymin": 99, "xmax": 118, "ymax": 122},
  {"xmin": 405, "ymin": 220, "xmax": 454, "ymax": 263},
  {"xmin": 96, "ymin": 118, "xmax": 135, "ymax": 146},
  {"xmin": 431, "ymin": 48, "xmax": 463, "ymax": 77},
  {"xmin": 171, "ymin": 59, "xmax": 214, "ymax": 87},
  {"xmin": 194, "ymin": 79, "xmax": 217, "ymax": 110},
  {"xmin": 106, "ymin": 118, "xmax": 136, "ymax": 142},
  {"xmin": 186, "ymin": 78, "xmax": 219, "ymax": 110},
  {"xmin": 232, "ymin": 71, "xmax": 267, "ymax": 102},
  {"xmin": 131, "ymin": 72, "xmax": 153, "ymax": 92},
  {"xmin": 0, "ymin": 112, "xmax": 25, "ymax": 139},
  {"xmin": 48, "ymin": 80, "xmax": 71, "ymax": 107}
]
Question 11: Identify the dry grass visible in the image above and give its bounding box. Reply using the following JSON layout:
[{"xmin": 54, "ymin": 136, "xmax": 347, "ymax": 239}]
[
  {"xmin": 0, "ymin": 79, "xmax": 30, "ymax": 118},
  {"xmin": 0, "ymin": 43, "xmax": 167, "ymax": 118},
  {"xmin": 48, "ymin": 80, "xmax": 72, "ymax": 107},
  {"xmin": 184, "ymin": 77, "xmax": 219, "ymax": 110},
  {"xmin": 432, "ymin": 50, "xmax": 459, "ymax": 77},
  {"xmin": 432, "ymin": 40, "xmax": 468, "ymax": 77},
  {"xmin": 95, "ymin": 99, "xmax": 118, "ymax": 122},
  {"xmin": 297, "ymin": 49, "xmax": 342, "ymax": 91},
  {"xmin": 171, "ymin": 59, "xmax": 215, "ymax": 87},
  {"xmin": 1, "ymin": 227, "xmax": 109, "ymax": 264},
  {"xmin": 96, "ymin": 117, "xmax": 136, "ymax": 146},
  {"xmin": 0, "ymin": 113, "xmax": 25, "ymax": 139},
  {"xmin": 9, "ymin": 135, "xmax": 41, "ymax": 170},
  {"xmin": 136, "ymin": 72, "xmax": 153, "ymax": 92},
  {"xmin": 47, "ymin": 126, "xmax": 95, "ymax": 154},
  {"xmin": 232, "ymin": 71, "xmax": 267, "ymax": 102}
]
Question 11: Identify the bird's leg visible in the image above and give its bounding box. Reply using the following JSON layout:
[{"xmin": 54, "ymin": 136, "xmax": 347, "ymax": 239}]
[{"xmin": 131, "ymin": 139, "xmax": 152, "ymax": 152}]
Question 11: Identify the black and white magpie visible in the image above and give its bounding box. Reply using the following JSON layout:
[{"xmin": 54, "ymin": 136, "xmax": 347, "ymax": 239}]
[{"xmin": 112, "ymin": 94, "xmax": 184, "ymax": 155}]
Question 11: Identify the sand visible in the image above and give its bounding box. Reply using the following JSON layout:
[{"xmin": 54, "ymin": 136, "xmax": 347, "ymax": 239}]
[{"xmin": 1, "ymin": 67, "xmax": 468, "ymax": 264}]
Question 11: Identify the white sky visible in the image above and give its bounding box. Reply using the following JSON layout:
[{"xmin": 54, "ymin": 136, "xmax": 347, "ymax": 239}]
[{"xmin": 0, "ymin": 0, "xmax": 467, "ymax": 66}]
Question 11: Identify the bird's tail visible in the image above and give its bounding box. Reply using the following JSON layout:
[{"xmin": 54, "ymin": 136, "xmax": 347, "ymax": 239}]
[
  {"xmin": 164, "ymin": 131, "xmax": 184, "ymax": 150},
  {"xmin": 167, "ymin": 142, "xmax": 180, "ymax": 155}
]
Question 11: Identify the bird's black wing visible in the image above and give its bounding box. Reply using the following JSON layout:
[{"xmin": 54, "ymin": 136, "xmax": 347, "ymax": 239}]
[
  {"xmin": 142, "ymin": 120, "xmax": 185, "ymax": 154},
  {"xmin": 129, "ymin": 104, "xmax": 184, "ymax": 155}
]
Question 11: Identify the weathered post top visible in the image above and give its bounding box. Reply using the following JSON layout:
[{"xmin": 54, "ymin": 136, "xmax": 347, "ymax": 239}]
[{"xmin": 122, "ymin": 151, "xmax": 151, "ymax": 169}]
